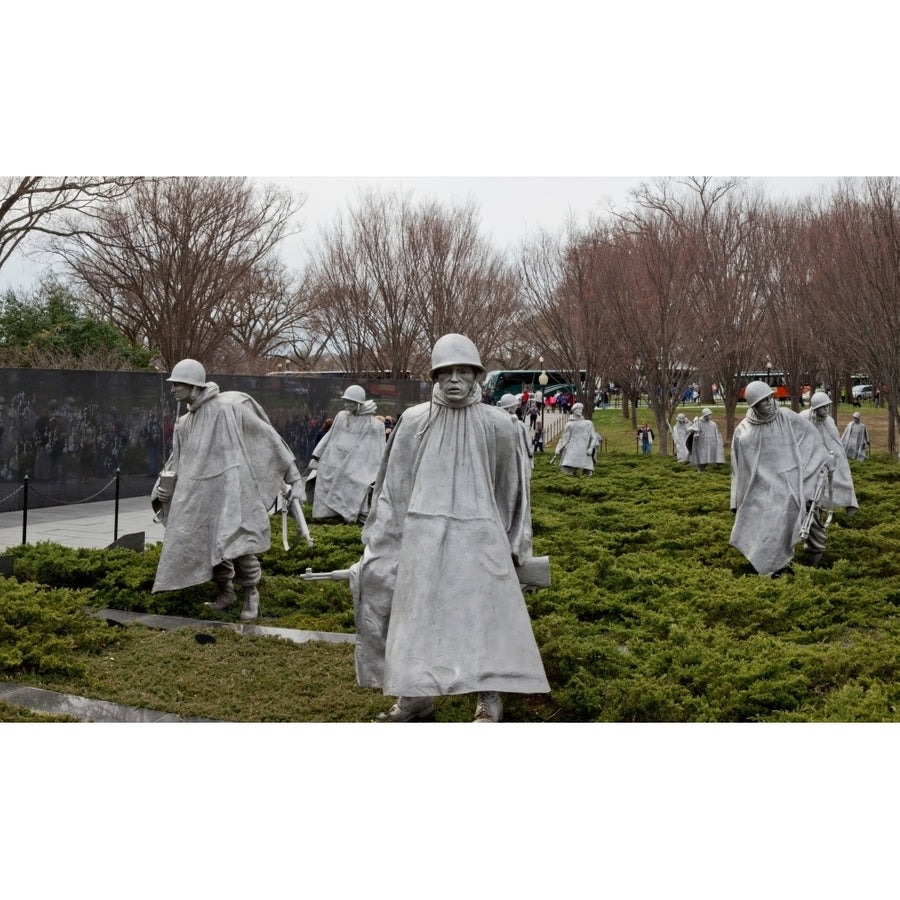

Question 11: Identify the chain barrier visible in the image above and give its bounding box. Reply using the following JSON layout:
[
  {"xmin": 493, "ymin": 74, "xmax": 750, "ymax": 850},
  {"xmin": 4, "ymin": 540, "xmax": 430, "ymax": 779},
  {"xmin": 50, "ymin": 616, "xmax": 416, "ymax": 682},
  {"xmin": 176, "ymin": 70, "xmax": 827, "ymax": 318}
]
[
  {"xmin": 26, "ymin": 476, "xmax": 119, "ymax": 506},
  {"xmin": 0, "ymin": 483, "xmax": 25, "ymax": 507},
  {"xmin": 118, "ymin": 474, "xmax": 153, "ymax": 499}
]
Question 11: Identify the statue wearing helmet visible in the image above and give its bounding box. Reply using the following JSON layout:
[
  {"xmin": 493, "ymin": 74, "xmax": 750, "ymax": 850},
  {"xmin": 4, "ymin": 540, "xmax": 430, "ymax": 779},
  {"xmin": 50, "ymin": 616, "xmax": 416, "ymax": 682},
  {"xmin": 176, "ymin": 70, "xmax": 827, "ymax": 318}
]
[
  {"xmin": 808, "ymin": 391, "xmax": 832, "ymax": 413},
  {"xmin": 351, "ymin": 333, "xmax": 549, "ymax": 723},
  {"xmin": 428, "ymin": 332, "xmax": 484, "ymax": 378},
  {"xmin": 841, "ymin": 410, "xmax": 871, "ymax": 460},
  {"xmin": 308, "ymin": 384, "xmax": 386, "ymax": 524},
  {"xmin": 687, "ymin": 406, "xmax": 725, "ymax": 472},
  {"xmin": 730, "ymin": 379, "xmax": 835, "ymax": 576},
  {"xmin": 554, "ymin": 401, "xmax": 600, "ymax": 475},
  {"xmin": 341, "ymin": 384, "xmax": 367, "ymax": 406},
  {"xmin": 151, "ymin": 359, "xmax": 303, "ymax": 621},
  {"xmin": 744, "ymin": 379, "xmax": 775, "ymax": 409},
  {"xmin": 667, "ymin": 412, "xmax": 692, "ymax": 464},
  {"xmin": 800, "ymin": 390, "xmax": 859, "ymax": 563},
  {"xmin": 497, "ymin": 392, "xmax": 534, "ymax": 468},
  {"xmin": 166, "ymin": 358, "xmax": 207, "ymax": 388}
]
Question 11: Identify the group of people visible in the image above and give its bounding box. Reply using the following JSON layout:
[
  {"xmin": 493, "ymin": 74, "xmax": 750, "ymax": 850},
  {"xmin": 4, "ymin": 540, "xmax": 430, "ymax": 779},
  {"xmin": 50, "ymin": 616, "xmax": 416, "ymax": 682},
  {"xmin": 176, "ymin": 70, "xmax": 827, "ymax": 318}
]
[{"xmin": 151, "ymin": 337, "xmax": 549, "ymax": 723}]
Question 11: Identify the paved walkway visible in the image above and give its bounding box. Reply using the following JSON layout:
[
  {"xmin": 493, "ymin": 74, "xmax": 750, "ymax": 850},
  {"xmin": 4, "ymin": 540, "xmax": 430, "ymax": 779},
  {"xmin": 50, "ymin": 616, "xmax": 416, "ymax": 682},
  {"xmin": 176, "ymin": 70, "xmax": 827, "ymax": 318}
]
[{"xmin": 0, "ymin": 496, "xmax": 165, "ymax": 552}]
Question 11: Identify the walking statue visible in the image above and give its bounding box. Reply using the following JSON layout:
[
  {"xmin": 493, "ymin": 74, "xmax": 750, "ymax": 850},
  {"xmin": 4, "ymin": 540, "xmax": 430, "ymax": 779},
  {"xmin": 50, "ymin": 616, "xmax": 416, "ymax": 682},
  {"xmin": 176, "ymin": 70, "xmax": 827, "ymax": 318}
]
[
  {"xmin": 304, "ymin": 334, "xmax": 550, "ymax": 722},
  {"xmin": 151, "ymin": 358, "xmax": 304, "ymax": 622}
]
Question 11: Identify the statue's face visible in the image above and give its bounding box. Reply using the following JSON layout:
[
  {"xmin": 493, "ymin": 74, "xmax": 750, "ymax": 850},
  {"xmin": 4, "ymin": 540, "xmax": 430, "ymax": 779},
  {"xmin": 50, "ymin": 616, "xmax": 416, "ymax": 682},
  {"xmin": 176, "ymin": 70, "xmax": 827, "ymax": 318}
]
[
  {"xmin": 815, "ymin": 405, "xmax": 830, "ymax": 418},
  {"xmin": 343, "ymin": 399, "xmax": 359, "ymax": 413},
  {"xmin": 435, "ymin": 365, "xmax": 476, "ymax": 401},
  {"xmin": 170, "ymin": 381, "xmax": 194, "ymax": 403},
  {"xmin": 754, "ymin": 395, "xmax": 777, "ymax": 416}
]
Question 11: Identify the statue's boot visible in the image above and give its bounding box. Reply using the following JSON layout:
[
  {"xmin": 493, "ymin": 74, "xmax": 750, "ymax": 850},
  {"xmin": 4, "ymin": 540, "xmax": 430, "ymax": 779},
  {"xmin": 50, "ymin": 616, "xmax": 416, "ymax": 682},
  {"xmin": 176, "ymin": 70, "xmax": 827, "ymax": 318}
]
[
  {"xmin": 376, "ymin": 696, "xmax": 435, "ymax": 722},
  {"xmin": 205, "ymin": 581, "xmax": 237, "ymax": 611},
  {"xmin": 239, "ymin": 586, "xmax": 260, "ymax": 622},
  {"xmin": 473, "ymin": 691, "xmax": 503, "ymax": 723}
]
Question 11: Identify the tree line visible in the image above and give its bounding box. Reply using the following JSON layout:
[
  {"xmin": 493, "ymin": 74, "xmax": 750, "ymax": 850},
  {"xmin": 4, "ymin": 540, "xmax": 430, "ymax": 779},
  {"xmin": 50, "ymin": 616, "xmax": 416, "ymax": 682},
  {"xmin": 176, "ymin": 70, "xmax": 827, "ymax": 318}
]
[{"xmin": 2, "ymin": 175, "xmax": 899, "ymax": 452}]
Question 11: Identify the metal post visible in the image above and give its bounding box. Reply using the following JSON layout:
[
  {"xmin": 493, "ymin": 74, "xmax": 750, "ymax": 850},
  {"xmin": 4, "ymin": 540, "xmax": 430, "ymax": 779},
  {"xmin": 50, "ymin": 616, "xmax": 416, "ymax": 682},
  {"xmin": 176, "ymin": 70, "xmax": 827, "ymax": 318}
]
[
  {"xmin": 114, "ymin": 468, "xmax": 120, "ymax": 542},
  {"xmin": 21, "ymin": 475, "xmax": 28, "ymax": 545}
]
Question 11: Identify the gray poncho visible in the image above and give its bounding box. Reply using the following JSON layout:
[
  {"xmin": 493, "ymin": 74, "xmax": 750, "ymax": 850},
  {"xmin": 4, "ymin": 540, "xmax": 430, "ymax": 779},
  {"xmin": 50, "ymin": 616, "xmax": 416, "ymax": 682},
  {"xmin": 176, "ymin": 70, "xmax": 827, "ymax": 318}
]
[
  {"xmin": 311, "ymin": 402, "xmax": 385, "ymax": 523},
  {"xmin": 151, "ymin": 384, "xmax": 298, "ymax": 592},
  {"xmin": 557, "ymin": 415, "xmax": 599, "ymax": 473},
  {"xmin": 841, "ymin": 419, "xmax": 870, "ymax": 461},
  {"xmin": 669, "ymin": 415, "xmax": 692, "ymax": 462},
  {"xmin": 688, "ymin": 417, "xmax": 725, "ymax": 466},
  {"xmin": 352, "ymin": 382, "xmax": 549, "ymax": 697},
  {"xmin": 730, "ymin": 405, "xmax": 831, "ymax": 576},
  {"xmin": 799, "ymin": 409, "xmax": 859, "ymax": 513}
]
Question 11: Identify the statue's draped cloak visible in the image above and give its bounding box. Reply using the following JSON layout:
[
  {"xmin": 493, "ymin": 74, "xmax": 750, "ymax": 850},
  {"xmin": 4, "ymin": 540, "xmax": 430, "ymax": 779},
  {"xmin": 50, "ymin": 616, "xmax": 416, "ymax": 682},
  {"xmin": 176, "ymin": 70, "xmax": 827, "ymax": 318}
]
[
  {"xmin": 671, "ymin": 419, "xmax": 692, "ymax": 462},
  {"xmin": 799, "ymin": 409, "xmax": 859, "ymax": 512},
  {"xmin": 689, "ymin": 418, "xmax": 725, "ymax": 466},
  {"xmin": 353, "ymin": 385, "xmax": 549, "ymax": 696},
  {"xmin": 729, "ymin": 408, "xmax": 830, "ymax": 576},
  {"xmin": 557, "ymin": 417, "xmax": 598, "ymax": 471},
  {"xmin": 841, "ymin": 420, "xmax": 870, "ymax": 461},
  {"xmin": 152, "ymin": 385, "xmax": 297, "ymax": 592},
  {"xmin": 311, "ymin": 403, "xmax": 385, "ymax": 522}
]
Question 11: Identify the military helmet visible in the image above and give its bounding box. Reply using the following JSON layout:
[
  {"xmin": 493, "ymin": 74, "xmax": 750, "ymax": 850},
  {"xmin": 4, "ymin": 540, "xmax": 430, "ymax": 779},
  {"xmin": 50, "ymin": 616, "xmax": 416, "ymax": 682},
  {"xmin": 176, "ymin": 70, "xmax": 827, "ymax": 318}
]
[
  {"xmin": 341, "ymin": 384, "xmax": 367, "ymax": 404},
  {"xmin": 166, "ymin": 358, "xmax": 206, "ymax": 387},
  {"xmin": 809, "ymin": 391, "xmax": 832, "ymax": 411},
  {"xmin": 497, "ymin": 393, "xmax": 519, "ymax": 409},
  {"xmin": 744, "ymin": 380, "xmax": 774, "ymax": 408},
  {"xmin": 701, "ymin": 407, "xmax": 712, "ymax": 418},
  {"xmin": 429, "ymin": 333, "xmax": 484, "ymax": 378}
]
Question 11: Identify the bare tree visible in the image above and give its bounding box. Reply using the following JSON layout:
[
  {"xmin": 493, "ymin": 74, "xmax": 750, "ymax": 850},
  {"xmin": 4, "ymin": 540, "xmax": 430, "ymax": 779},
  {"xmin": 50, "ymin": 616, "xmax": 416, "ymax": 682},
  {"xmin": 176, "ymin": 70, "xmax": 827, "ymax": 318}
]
[
  {"xmin": 0, "ymin": 176, "xmax": 141, "ymax": 273},
  {"xmin": 755, "ymin": 201, "xmax": 823, "ymax": 413},
  {"xmin": 407, "ymin": 199, "xmax": 520, "ymax": 363},
  {"xmin": 619, "ymin": 177, "xmax": 770, "ymax": 441},
  {"xmin": 51, "ymin": 177, "xmax": 305, "ymax": 371},
  {"xmin": 307, "ymin": 190, "xmax": 520, "ymax": 377},
  {"xmin": 814, "ymin": 177, "xmax": 900, "ymax": 453},
  {"xmin": 308, "ymin": 193, "xmax": 420, "ymax": 376},
  {"xmin": 520, "ymin": 221, "xmax": 621, "ymax": 418},
  {"xmin": 606, "ymin": 189, "xmax": 711, "ymax": 456}
]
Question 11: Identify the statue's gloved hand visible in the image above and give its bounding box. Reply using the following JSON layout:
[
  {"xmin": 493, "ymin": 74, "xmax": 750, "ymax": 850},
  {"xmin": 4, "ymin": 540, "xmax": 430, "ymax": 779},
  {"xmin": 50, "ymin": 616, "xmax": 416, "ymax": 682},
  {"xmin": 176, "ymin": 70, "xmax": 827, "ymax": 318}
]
[
  {"xmin": 825, "ymin": 451, "xmax": 837, "ymax": 473},
  {"xmin": 308, "ymin": 457, "xmax": 319, "ymax": 470},
  {"xmin": 156, "ymin": 486, "xmax": 172, "ymax": 503}
]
